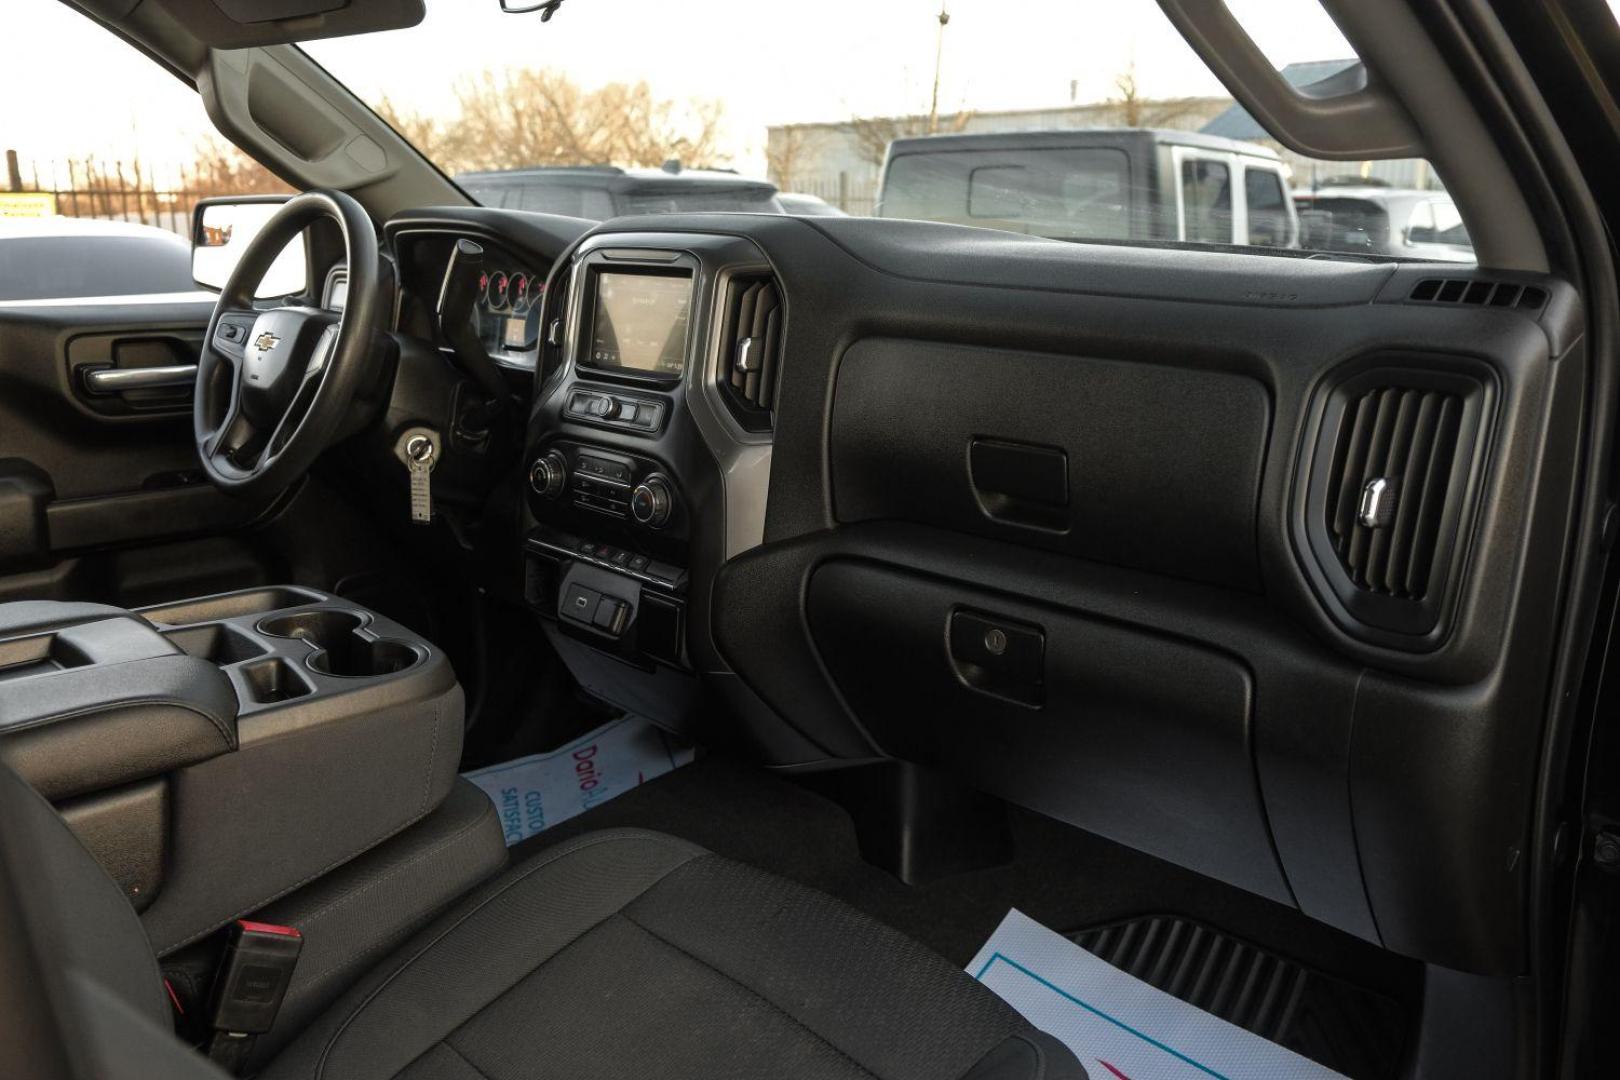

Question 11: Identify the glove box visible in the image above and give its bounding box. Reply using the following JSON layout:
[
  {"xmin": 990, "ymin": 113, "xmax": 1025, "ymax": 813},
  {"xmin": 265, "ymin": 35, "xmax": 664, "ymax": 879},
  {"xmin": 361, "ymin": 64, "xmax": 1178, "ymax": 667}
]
[{"xmin": 805, "ymin": 559, "xmax": 1290, "ymax": 903}]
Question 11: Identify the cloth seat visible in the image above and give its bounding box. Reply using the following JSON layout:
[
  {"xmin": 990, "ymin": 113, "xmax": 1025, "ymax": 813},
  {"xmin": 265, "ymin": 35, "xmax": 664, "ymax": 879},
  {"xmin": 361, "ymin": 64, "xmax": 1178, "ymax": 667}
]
[
  {"xmin": 0, "ymin": 757, "xmax": 1083, "ymax": 1080},
  {"xmin": 262, "ymin": 828, "xmax": 1083, "ymax": 1080}
]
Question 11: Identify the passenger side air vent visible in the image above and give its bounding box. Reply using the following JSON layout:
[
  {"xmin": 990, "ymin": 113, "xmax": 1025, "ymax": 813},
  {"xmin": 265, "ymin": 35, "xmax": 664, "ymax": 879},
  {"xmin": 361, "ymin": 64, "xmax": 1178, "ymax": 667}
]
[
  {"xmin": 1325, "ymin": 386, "xmax": 1462, "ymax": 600},
  {"xmin": 1408, "ymin": 278, "xmax": 1546, "ymax": 311},
  {"xmin": 1300, "ymin": 364, "xmax": 1493, "ymax": 642},
  {"xmin": 716, "ymin": 274, "xmax": 783, "ymax": 433}
]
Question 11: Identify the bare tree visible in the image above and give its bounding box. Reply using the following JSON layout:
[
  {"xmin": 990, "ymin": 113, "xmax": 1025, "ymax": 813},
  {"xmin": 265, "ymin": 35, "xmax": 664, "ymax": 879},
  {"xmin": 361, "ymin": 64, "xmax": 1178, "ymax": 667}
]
[
  {"xmin": 374, "ymin": 97, "xmax": 452, "ymax": 165},
  {"xmin": 1106, "ymin": 62, "xmax": 1206, "ymax": 129},
  {"xmin": 432, "ymin": 68, "xmax": 726, "ymax": 173},
  {"xmin": 188, "ymin": 136, "xmax": 292, "ymax": 196},
  {"xmin": 763, "ymin": 126, "xmax": 822, "ymax": 190},
  {"xmin": 844, "ymin": 109, "xmax": 973, "ymax": 169}
]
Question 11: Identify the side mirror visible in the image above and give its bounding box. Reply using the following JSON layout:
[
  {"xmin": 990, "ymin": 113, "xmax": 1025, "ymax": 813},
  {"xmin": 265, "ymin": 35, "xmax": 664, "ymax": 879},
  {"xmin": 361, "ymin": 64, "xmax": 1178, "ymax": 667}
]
[{"xmin": 191, "ymin": 196, "xmax": 308, "ymax": 299}]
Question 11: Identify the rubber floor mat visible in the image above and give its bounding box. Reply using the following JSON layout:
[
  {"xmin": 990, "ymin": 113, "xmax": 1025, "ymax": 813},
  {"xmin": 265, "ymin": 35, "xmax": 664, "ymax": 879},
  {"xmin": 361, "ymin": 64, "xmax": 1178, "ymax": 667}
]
[{"xmin": 1070, "ymin": 916, "xmax": 1409, "ymax": 1080}]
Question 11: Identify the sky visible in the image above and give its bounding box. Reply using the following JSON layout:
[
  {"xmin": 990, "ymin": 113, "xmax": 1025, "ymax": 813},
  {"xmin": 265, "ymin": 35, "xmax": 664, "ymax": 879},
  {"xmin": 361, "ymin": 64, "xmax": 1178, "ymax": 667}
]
[{"xmin": 0, "ymin": 0, "xmax": 1404, "ymax": 184}]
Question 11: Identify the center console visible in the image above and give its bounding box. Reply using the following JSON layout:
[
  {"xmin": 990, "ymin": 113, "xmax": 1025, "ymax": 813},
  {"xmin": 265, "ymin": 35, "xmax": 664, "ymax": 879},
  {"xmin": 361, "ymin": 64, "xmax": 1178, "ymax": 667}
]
[
  {"xmin": 0, "ymin": 586, "xmax": 464, "ymax": 955},
  {"xmin": 522, "ymin": 234, "xmax": 774, "ymax": 729}
]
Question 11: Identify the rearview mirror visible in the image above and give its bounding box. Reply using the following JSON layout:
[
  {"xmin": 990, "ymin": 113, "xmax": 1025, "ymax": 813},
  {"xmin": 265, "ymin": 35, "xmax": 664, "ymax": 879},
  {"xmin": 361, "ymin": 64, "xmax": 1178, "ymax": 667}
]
[
  {"xmin": 500, "ymin": 0, "xmax": 566, "ymax": 17},
  {"xmin": 191, "ymin": 197, "xmax": 309, "ymax": 300}
]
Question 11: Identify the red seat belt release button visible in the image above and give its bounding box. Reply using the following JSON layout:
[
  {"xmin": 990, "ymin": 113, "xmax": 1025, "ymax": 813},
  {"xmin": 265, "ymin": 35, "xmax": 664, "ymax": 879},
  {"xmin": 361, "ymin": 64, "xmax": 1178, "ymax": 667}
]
[{"xmin": 209, "ymin": 919, "xmax": 303, "ymax": 1036}]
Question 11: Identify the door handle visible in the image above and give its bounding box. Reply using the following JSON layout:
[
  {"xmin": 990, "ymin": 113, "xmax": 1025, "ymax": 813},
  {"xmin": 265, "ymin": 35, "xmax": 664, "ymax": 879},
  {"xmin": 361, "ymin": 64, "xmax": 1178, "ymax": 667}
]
[{"xmin": 82, "ymin": 364, "xmax": 198, "ymax": 394}]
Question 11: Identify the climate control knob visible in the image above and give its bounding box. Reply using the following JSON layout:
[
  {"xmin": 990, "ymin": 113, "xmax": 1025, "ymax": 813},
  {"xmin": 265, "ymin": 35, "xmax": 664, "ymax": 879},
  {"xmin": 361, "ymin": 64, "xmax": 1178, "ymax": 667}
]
[
  {"xmin": 529, "ymin": 451, "xmax": 568, "ymax": 498},
  {"xmin": 630, "ymin": 475, "xmax": 674, "ymax": 528}
]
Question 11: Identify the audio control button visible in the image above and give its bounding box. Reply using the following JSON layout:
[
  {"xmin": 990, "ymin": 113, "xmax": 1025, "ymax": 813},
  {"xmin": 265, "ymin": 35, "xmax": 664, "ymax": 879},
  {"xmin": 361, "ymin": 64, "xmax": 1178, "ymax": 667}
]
[
  {"xmin": 529, "ymin": 451, "xmax": 568, "ymax": 498},
  {"xmin": 630, "ymin": 475, "xmax": 674, "ymax": 528}
]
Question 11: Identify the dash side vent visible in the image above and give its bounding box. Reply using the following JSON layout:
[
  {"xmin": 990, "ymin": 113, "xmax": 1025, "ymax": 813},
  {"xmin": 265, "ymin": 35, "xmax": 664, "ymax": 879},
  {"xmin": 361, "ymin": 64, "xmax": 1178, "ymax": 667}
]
[
  {"xmin": 1301, "ymin": 362, "xmax": 1492, "ymax": 642},
  {"xmin": 1324, "ymin": 386, "xmax": 1462, "ymax": 601},
  {"xmin": 717, "ymin": 274, "xmax": 782, "ymax": 433},
  {"xmin": 1409, "ymin": 278, "xmax": 1546, "ymax": 311}
]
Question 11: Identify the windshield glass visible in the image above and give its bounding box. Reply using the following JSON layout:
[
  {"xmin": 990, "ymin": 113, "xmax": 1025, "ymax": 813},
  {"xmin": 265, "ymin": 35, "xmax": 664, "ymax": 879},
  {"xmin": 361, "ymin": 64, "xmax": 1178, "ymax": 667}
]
[{"xmin": 306, "ymin": 0, "xmax": 1470, "ymax": 261}]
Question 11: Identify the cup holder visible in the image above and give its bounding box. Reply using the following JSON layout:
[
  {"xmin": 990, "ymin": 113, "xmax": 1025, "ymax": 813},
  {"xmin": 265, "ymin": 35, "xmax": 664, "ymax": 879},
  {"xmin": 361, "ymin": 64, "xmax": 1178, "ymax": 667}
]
[
  {"xmin": 258, "ymin": 610, "xmax": 365, "ymax": 644},
  {"xmin": 257, "ymin": 608, "xmax": 421, "ymax": 679},
  {"xmin": 238, "ymin": 658, "xmax": 313, "ymax": 705},
  {"xmin": 307, "ymin": 637, "xmax": 420, "ymax": 679}
]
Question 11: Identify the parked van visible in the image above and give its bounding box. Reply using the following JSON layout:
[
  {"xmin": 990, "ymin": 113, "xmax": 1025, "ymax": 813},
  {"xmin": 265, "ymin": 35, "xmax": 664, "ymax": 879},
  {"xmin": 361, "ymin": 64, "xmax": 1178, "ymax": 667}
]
[{"xmin": 878, "ymin": 129, "xmax": 1299, "ymax": 248}]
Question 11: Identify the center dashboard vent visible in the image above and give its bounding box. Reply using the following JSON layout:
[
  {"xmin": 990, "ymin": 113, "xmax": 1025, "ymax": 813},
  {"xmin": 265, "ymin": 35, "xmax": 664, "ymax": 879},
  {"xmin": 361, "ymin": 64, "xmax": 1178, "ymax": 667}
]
[
  {"xmin": 716, "ymin": 274, "xmax": 782, "ymax": 433},
  {"xmin": 1302, "ymin": 364, "xmax": 1493, "ymax": 642}
]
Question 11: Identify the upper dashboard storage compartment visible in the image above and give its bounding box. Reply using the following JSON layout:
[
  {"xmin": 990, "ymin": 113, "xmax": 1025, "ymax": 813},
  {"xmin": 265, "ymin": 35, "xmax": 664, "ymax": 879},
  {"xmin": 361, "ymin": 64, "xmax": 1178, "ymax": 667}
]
[{"xmin": 830, "ymin": 339, "xmax": 1270, "ymax": 590}]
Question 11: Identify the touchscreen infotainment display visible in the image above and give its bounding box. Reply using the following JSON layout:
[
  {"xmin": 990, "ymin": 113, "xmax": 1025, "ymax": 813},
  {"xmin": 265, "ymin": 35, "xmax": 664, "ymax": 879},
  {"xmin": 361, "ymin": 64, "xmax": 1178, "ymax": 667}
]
[{"xmin": 587, "ymin": 272, "xmax": 692, "ymax": 376}]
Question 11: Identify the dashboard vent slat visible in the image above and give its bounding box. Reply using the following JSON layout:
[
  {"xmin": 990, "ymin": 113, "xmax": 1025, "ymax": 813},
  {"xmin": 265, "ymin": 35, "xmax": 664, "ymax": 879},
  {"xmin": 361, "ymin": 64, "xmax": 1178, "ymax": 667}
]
[
  {"xmin": 717, "ymin": 274, "xmax": 782, "ymax": 433},
  {"xmin": 1408, "ymin": 278, "xmax": 1546, "ymax": 311},
  {"xmin": 1324, "ymin": 384, "xmax": 1464, "ymax": 602}
]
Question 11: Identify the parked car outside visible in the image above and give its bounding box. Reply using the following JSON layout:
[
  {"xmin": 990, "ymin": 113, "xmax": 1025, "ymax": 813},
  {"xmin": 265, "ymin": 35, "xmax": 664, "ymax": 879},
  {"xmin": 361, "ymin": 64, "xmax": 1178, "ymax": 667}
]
[
  {"xmin": 456, "ymin": 164, "xmax": 785, "ymax": 219},
  {"xmin": 0, "ymin": 215, "xmax": 197, "ymax": 301},
  {"xmin": 777, "ymin": 192, "xmax": 847, "ymax": 216},
  {"xmin": 877, "ymin": 128, "xmax": 1299, "ymax": 247},
  {"xmin": 1293, "ymin": 185, "xmax": 1475, "ymax": 261}
]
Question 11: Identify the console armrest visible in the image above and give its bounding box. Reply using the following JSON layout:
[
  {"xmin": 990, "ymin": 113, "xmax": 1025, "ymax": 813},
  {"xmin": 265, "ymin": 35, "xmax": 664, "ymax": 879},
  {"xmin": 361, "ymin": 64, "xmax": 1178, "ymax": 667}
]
[{"xmin": 0, "ymin": 649, "xmax": 238, "ymax": 801}]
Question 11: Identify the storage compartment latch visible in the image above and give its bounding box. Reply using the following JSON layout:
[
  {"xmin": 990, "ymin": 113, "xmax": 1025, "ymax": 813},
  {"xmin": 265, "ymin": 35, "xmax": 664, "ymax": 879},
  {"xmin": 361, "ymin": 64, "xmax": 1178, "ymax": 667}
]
[{"xmin": 948, "ymin": 609, "xmax": 1045, "ymax": 708}]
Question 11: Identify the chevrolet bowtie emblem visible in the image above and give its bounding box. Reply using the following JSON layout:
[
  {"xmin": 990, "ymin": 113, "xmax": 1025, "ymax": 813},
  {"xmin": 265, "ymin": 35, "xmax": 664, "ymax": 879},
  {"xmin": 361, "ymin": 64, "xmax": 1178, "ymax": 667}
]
[{"xmin": 253, "ymin": 332, "xmax": 281, "ymax": 351}]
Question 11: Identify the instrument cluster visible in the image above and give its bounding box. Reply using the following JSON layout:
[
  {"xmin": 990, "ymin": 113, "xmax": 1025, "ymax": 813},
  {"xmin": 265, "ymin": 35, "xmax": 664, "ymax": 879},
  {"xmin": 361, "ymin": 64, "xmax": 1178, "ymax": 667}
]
[{"xmin": 475, "ymin": 265, "xmax": 545, "ymax": 358}]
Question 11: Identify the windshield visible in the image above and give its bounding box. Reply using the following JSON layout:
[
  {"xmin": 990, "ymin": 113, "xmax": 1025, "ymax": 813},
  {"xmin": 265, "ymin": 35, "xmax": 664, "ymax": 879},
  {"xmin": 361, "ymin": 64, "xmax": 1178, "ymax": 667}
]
[{"xmin": 306, "ymin": 0, "xmax": 1470, "ymax": 260}]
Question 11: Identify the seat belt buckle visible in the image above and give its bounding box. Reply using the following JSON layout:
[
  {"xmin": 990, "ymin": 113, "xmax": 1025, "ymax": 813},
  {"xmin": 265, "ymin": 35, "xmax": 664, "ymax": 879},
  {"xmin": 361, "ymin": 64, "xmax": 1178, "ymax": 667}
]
[{"xmin": 207, "ymin": 920, "xmax": 302, "ymax": 1071}]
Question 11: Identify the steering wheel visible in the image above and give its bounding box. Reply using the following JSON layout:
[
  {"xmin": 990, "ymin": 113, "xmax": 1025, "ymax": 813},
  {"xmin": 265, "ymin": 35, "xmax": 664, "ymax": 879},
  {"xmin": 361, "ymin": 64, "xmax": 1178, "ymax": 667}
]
[{"xmin": 194, "ymin": 189, "xmax": 382, "ymax": 498}]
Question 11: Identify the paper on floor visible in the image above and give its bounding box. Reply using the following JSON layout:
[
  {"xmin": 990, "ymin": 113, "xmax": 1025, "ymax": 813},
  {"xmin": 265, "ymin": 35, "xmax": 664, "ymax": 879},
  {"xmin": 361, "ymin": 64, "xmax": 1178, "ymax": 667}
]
[
  {"xmin": 967, "ymin": 910, "xmax": 1347, "ymax": 1080},
  {"xmin": 462, "ymin": 715, "xmax": 694, "ymax": 846}
]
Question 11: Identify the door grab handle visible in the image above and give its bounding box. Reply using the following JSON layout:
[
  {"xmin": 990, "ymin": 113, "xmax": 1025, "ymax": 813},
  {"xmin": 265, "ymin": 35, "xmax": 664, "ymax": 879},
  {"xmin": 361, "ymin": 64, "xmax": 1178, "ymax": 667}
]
[{"xmin": 82, "ymin": 364, "xmax": 198, "ymax": 393}]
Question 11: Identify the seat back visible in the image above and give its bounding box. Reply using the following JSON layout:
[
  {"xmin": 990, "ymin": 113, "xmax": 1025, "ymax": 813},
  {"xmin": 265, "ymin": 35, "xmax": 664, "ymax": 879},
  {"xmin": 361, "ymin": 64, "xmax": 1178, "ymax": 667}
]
[{"xmin": 0, "ymin": 758, "xmax": 224, "ymax": 1079}]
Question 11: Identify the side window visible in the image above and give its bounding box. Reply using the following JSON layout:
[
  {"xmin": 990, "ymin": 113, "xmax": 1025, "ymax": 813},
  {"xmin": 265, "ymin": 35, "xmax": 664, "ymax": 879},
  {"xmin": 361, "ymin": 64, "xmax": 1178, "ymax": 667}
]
[
  {"xmin": 0, "ymin": 3, "xmax": 288, "ymax": 301},
  {"xmin": 967, "ymin": 166, "xmax": 1032, "ymax": 220},
  {"xmin": 1243, "ymin": 167, "xmax": 1291, "ymax": 247},
  {"xmin": 1181, "ymin": 159, "xmax": 1233, "ymax": 244},
  {"xmin": 887, "ymin": 148, "xmax": 1130, "ymax": 240}
]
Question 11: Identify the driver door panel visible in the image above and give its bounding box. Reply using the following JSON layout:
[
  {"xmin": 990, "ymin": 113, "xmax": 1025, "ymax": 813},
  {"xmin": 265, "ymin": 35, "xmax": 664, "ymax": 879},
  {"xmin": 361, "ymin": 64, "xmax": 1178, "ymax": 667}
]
[{"xmin": 0, "ymin": 298, "xmax": 275, "ymax": 605}]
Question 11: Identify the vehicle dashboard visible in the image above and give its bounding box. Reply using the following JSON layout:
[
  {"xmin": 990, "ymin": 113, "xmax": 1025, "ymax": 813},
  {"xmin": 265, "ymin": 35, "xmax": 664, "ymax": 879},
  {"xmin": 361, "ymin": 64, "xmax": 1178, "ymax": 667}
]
[{"xmin": 376, "ymin": 203, "xmax": 1581, "ymax": 986}]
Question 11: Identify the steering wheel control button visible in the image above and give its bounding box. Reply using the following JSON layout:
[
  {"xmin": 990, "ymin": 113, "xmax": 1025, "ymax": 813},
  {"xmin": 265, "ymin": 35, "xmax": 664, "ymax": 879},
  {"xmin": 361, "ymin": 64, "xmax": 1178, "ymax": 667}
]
[{"xmin": 631, "ymin": 476, "xmax": 674, "ymax": 528}]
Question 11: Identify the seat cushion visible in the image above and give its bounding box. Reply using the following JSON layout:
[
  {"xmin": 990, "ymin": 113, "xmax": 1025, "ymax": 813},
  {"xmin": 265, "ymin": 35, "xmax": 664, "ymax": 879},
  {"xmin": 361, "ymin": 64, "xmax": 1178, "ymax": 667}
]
[{"xmin": 262, "ymin": 828, "xmax": 1067, "ymax": 1080}]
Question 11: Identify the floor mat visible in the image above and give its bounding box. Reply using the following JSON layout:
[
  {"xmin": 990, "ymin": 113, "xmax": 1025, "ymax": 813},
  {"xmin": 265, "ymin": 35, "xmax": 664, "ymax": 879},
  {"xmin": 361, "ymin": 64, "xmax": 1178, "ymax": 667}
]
[
  {"xmin": 502, "ymin": 754, "xmax": 1424, "ymax": 1045},
  {"xmin": 971, "ymin": 910, "xmax": 1350, "ymax": 1080},
  {"xmin": 1070, "ymin": 915, "xmax": 1408, "ymax": 1080},
  {"xmin": 462, "ymin": 715, "xmax": 694, "ymax": 845}
]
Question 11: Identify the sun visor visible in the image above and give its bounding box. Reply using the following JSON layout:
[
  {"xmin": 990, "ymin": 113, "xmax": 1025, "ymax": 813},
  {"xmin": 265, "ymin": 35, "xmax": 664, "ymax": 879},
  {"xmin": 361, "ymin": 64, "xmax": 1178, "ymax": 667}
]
[{"xmin": 85, "ymin": 0, "xmax": 425, "ymax": 48}]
